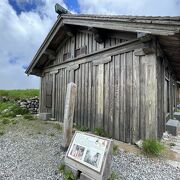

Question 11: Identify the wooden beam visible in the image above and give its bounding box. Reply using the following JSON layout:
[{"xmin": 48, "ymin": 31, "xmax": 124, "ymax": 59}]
[
  {"xmin": 44, "ymin": 49, "xmax": 56, "ymax": 61},
  {"xmin": 88, "ymin": 27, "xmax": 105, "ymax": 43},
  {"xmin": 63, "ymin": 17, "xmax": 178, "ymax": 36},
  {"xmin": 63, "ymin": 25, "xmax": 76, "ymax": 37}
]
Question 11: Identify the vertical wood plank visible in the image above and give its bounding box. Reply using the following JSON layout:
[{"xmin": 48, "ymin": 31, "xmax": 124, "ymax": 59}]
[
  {"xmin": 114, "ymin": 55, "xmax": 120, "ymax": 140},
  {"xmin": 109, "ymin": 57, "xmax": 114, "ymax": 138},
  {"xmin": 97, "ymin": 63, "xmax": 104, "ymax": 128},
  {"xmin": 120, "ymin": 53, "xmax": 126, "ymax": 142},
  {"xmin": 92, "ymin": 65, "xmax": 96, "ymax": 130},
  {"xmin": 132, "ymin": 52, "xmax": 140, "ymax": 142},
  {"xmin": 104, "ymin": 62, "xmax": 110, "ymax": 134},
  {"xmin": 125, "ymin": 52, "xmax": 133, "ymax": 143},
  {"xmin": 88, "ymin": 63, "xmax": 92, "ymax": 130}
]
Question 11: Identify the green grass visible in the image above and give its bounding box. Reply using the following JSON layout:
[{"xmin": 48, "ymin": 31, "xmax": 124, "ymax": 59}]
[
  {"xmin": 1, "ymin": 118, "xmax": 11, "ymax": 125},
  {"xmin": 0, "ymin": 130, "xmax": 5, "ymax": 136},
  {"xmin": 53, "ymin": 123, "xmax": 63, "ymax": 131},
  {"xmin": 0, "ymin": 101, "xmax": 15, "ymax": 113},
  {"xmin": 108, "ymin": 171, "xmax": 119, "ymax": 180},
  {"xmin": 94, "ymin": 128, "xmax": 109, "ymax": 137},
  {"xmin": 113, "ymin": 144, "xmax": 119, "ymax": 155},
  {"xmin": 49, "ymin": 133, "xmax": 55, "ymax": 137},
  {"xmin": 0, "ymin": 89, "xmax": 39, "ymax": 100},
  {"xmin": 1, "ymin": 105, "xmax": 29, "ymax": 118},
  {"xmin": 74, "ymin": 124, "xmax": 89, "ymax": 132},
  {"xmin": 58, "ymin": 163, "xmax": 75, "ymax": 180},
  {"xmin": 23, "ymin": 114, "xmax": 35, "ymax": 121},
  {"xmin": 142, "ymin": 139, "xmax": 164, "ymax": 156},
  {"xmin": 58, "ymin": 163, "xmax": 65, "ymax": 173}
]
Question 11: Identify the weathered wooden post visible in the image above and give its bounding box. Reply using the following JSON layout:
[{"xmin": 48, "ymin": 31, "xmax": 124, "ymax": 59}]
[{"xmin": 63, "ymin": 82, "xmax": 77, "ymax": 150}]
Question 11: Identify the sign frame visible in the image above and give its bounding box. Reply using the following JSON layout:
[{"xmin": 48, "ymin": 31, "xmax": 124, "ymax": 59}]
[{"xmin": 65, "ymin": 131, "xmax": 113, "ymax": 180}]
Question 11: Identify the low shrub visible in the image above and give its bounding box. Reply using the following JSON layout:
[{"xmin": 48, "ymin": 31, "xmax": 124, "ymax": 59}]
[
  {"xmin": 142, "ymin": 139, "xmax": 164, "ymax": 156},
  {"xmin": 1, "ymin": 105, "xmax": 29, "ymax": 118},
  {"xmin": 0, "ymin": 101, "xmax": 15, "ymax": 113},
  {"xmin": 11, "ymin": 105, "xmax": 29, "ymax": 115}
]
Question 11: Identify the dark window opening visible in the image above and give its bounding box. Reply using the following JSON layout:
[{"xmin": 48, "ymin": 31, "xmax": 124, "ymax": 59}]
[
  {"xmin": 75, "ymin": 45, "xmax": 87, "ymax": 57},
  {"xmin": 165, "ymin": 79, "xmax": 170, "ymax": 114},
  {"xmin": 63, "ymin": 52, "xmax": 71, "ymax": 61},
  {"xmin": 46, "ymin": 81, "xmax": 52, "ymax": 108}
]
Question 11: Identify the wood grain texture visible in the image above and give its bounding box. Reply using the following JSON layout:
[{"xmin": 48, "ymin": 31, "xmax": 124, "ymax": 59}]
[{"xmin": 40, "ymin": 38, "xmax": 177, "ymax": 143}]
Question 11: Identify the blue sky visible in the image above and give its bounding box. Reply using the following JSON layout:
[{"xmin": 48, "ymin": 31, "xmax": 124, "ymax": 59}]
[{"xmin": 0, "ymin": 0, "xmax": 180, "ymax": 89}]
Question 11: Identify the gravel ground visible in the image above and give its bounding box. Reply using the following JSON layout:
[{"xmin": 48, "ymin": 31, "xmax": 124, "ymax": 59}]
[
  {"xmin": 0, "ymin": 130, "xmax": 65, "ymax": 180},
  {"xmin": 0, "ymin": 119, "xmax": 180, "ymax": 180},
  {"xmin": 112, "ymin": 151, "xmax": 180, "ymax": 180}
]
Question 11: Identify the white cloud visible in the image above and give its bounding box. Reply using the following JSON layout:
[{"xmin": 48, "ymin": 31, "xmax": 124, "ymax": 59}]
[
  {"xmin": 78, "ymin": 0, "xmax": 180, "ymax": 16},
  {"xmin": 0, "ymin": 0, "xmax": 67, "ymax": 90},
  {"xmin": 0, "ymin": 0, "xmax": 179, "ymax": 90}
]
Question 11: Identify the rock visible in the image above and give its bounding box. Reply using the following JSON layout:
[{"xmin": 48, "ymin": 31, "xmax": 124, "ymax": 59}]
[
  {"xmin": 20, "ymin": 102, "xmax": 27, "ymax": 106},
  {"xmin": 135, "ymin": 140, "xmax": 143, "ymax": 149},
  {"xmin": 0, "ymin": 96, "xmax": 9, "ymax": 102},
  {"xmin": 16, "ymin": 115, "xmax": 22, "ymax": 117},
  {"xmin": 15, "ymin": 97, "xmax": 39, "ymax": 114}
]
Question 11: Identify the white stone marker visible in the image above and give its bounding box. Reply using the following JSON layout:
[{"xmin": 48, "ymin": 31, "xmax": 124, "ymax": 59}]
[{"xmin": 63, "ymin": 82, "xmax": 77, "ymax": 150}]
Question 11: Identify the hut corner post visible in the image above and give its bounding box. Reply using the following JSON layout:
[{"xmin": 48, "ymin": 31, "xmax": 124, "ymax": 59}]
[{"xmin": 63, "ymin": 82, "xmax": 77, "ymax": 150}]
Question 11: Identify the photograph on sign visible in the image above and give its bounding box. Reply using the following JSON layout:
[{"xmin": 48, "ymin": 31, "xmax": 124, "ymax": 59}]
[
  {"xmin": 70, "ymin": 144, "xmax": 85, "ymax": 160},
  {"xmin": 84, "ymin": 150, "xmax": 101, "ymax": 168},
  {"xmin": 67, "ymin": 132, "xmax": 108, "ymax": 172}
]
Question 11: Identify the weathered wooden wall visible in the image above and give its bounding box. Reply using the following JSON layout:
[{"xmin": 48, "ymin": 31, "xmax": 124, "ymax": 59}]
[
  {"xmin": 53, "ymin": 31, "xmax": 128, "ymax": 65},
  {"xmin": 156, "ymin": 56, "xmax": 177, "ymax": 138},
  {"xmin": 39, "ymin": 73, "xmax": 52, "ymax": 113},
  {"xmin": 40, "ymin": 47, "xmax": 159, "ymax": 142},
  {"xmin": 39, "ymin": 35, "xmax": 178, "ymax": 142}
]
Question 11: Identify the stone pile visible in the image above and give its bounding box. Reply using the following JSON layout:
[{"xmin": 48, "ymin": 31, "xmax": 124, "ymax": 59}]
[
  {"xmin": 0, "ymin": 96, "xmax": 9, "ymax": 102},
  {"xmin": 17, "ymin": 96, "xmax": 39, "ymax": 114}
]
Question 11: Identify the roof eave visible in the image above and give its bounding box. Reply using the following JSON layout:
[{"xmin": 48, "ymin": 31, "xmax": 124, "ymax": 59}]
[{"xmin": 25, "ymin": 16, "xmax": 63, "ymax": 75}]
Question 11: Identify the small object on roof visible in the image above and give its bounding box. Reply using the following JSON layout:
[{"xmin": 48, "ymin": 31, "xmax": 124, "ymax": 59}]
[{"xmin": 55, "ymin": 3, "xmax": 70, "ymax": 15}]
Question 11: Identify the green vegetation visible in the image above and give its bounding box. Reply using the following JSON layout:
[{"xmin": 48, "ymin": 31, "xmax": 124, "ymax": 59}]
[
  {"xmin": 74, "ymin": 124, "xmax": 89, "ymax": 132},
  {"xmin": 0, "ymin": 104, "xmax": 29, "ymax": 118},
  {"xmin": 0, "ymin": 101, "xmax": 14, "ymax": 112},
  {"xmin": 49, "ymin": 133, "xmax": 55, "ymax": 137},
  {"xmin": 0, "ymin": 89, "xmax": 39, "ymax": 100},
  {"xmin": 108, "ymin": 171, "xmax": 119, "ymax": 180},
  {"xmin": 142, "ymin": 139, "xmax": 164, "ymax": 156},
  {"xmin": 23, "ymin": 114, "xmax": 35, "ymax": 121},
  {"xmin": 58, "ymin": 163, "xmax": 75, "ymax": 180},
  {"xmin": 0, "ymin": 131, "xmax": 5, "ymax": 136},
  {"xmin": 64, "ymin": 170, "xmax": 75, "ymax": 180},
  {"xmin": 2, "ymin": 118, "xmax": 11, "ymax": 125},
  {"xmin": 170, "ymin": 142, "xmax": 176, "ymax": 147},
  {"xmin": 94, "ymin": 128, "xmax": 109, "ymax": 137},
  {"xmin": 113, "ymin": 144, "xmax": 119, "ymax": 155},
  {"xmin": 53, "ymin": 123, "xmax": 63, "ymax": 131}
]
